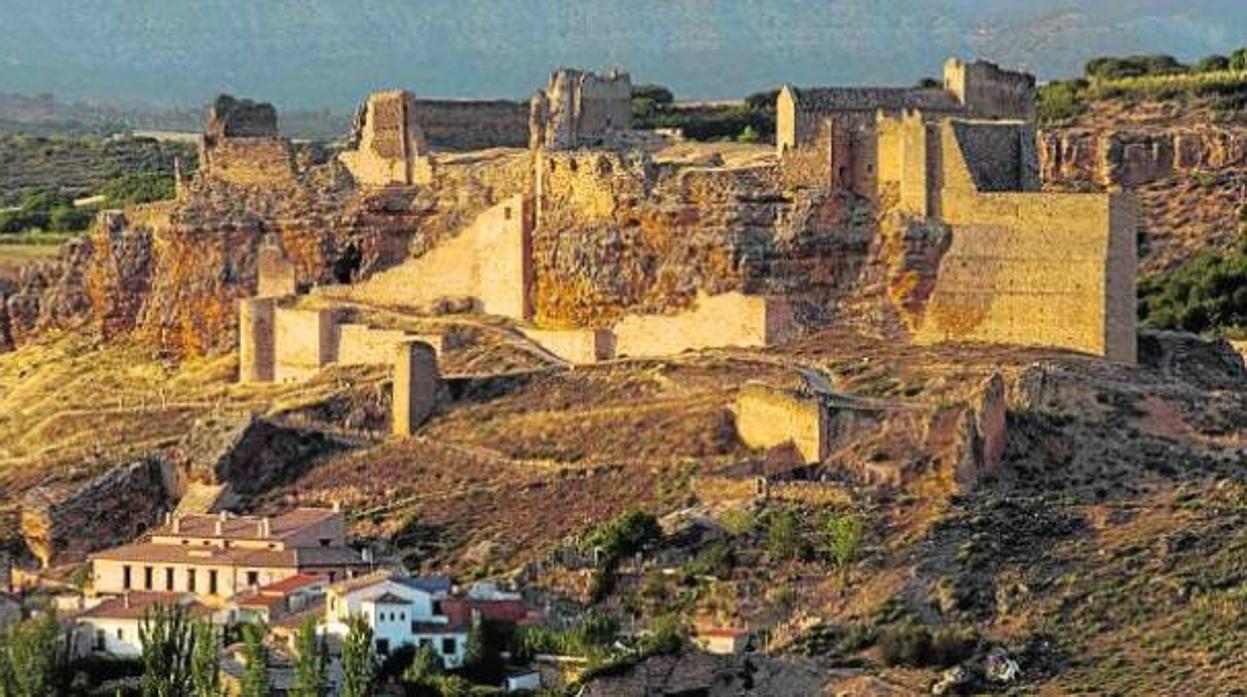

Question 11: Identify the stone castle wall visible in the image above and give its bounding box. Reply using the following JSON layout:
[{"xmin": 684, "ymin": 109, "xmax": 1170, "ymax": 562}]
[
  {"xmin": 273, "ymin": 307, "xmax": 338, "ymax": 381},
  {"xmin": 199, "ymin": 137, "xmax": 296, "ymax": 187},
  {"xmin": 336, "ymin": 323, "xmax": 414, "ymax": 366},
  {"xmin": 411, "ymin": 99, "xmax": 529, "ymax": 150},
  {"xmin": 340, "ymin": 90, "xmax": 434, "ymax": 187},
  {"xmin": 393, "ymin": 340, "xmax": 441, "ymax": 436},
  {"xmin": 943, "ymin": 58, "xmax": 1036, "ymax": 121},
  {"xmin": 326, "ymin": 194, "xmax": 533, "ymax": 318},
  {"xmin": 613, "ymin": 292, "xmax": 793, "ymax": 359}
]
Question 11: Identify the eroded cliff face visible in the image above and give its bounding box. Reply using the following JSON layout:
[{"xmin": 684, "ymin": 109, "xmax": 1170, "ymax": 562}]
[
  {"xmin": 1039, "ymin": 127, "xmax": 1247, "ymax": 188},
  {"xmin": 3, "ymin": 149, "xmax": 531, "ymax": 356},
  {"xmin": 531, "ymin": 151, "xmax": 876, "ymax": 328}
]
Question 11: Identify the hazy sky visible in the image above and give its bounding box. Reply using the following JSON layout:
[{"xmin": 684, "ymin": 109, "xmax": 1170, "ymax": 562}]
[{"xmin": 1, "ymin": 0, "xmax": 1244, "ymax": 110}]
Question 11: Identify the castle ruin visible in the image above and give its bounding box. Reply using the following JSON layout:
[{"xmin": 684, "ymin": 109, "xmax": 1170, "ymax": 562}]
[{"xmin": 230, "ymin": 56, "xmax": 1137, "ymax": 435}]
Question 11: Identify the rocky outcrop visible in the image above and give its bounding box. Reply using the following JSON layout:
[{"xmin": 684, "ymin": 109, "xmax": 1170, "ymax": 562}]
[
  {"xmin": 1039, "ymin": 126, "xmax": 1247, "ymax": 188},
  {"xmin": 20, "ymin": 456, "xmax": 173, "ymax": 567},
  {"xmin": 174, "ymin": 414, "xmax": 345, "ymax": 497},
  {"xmin": 532, "ymin": 151, "xmax": 874, "ymax": 329}
]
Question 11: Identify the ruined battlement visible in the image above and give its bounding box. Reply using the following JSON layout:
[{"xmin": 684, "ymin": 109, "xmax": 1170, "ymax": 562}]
[
  {"xmin": 530, "ymin": 67, "xmax": 633, "ymax": 150},
  {"xmin": 198, "ymin": 94, "xmax": 294, "ymax": 186},
  {"xmin": 942, "ymin": 58, "xmax": 1037, "ymax": 121},
  {"xmin": 340, "ymin": 90, "xmax": 434, "ymax": 187}
]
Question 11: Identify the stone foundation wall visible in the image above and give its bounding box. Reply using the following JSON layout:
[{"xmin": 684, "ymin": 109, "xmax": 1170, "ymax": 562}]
[
  {"xmin": 521, "ymin": 327, "xmax": 614, "ymax": 364},
  {"xmin": 273, "ymin": 307, "xmax": 338, "ymax": 381},
  {"xmin": 733, "ymin": 383, "xmax": 827, "ymax": 463},
  {"xmin": 201, "ymin": 137, "xmax": 295, "ymax": 186},
  {"xmin": 613, "ymin": 292, "xmax": 793, "ymax": 358}
]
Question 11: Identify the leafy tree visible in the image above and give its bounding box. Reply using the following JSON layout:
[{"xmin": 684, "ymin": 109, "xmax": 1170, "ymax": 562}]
[
  {"xmin": 190, "ymin": 619, "xmax": 220, "ymax": 697},
  {"xmin": 717, "ymin": 507, "xmax": 755, "ymax": 537},
  {"xmin": 744, "ymin": 89, "xmax": 780, "ymax": 112},
  {"xmin": 737, "ymin": 125, "xmax": 760, "ymax": 144},
  {"xmin": 0, "ymin": 612, "xmax": 74, "ymax": 697},
  {"xmin": 640, "ymin": 612, "xmax": 686, "ymax": 656},
  {"xmin": 339, "ymin": 615, "xmax": 375, "ymax": 697},
  {"xmin": 139, "ymin": 604, "xmax": 195, "ymax": 697},
  {"xmin": 915, "ymin": 77, "xmax": 942, "ymax": 89},
  {"xmin": 401, "ymin": 643, "xmax": 443, "ymax": 687},
  {"xmin": 100, "ymin": 173, "xmax": 176, "ymax": 205},
  {"xmin": 1085, "ymin": 54, "xmax": 1187, "ymax": 80},
  {"xmin": 1037, "ymin": 80, "xmax": 1086, "ymax": 123},
  {"xmin": 1231, "ymin": 48, "xmax": 1247, "ymax": 72},
  {"xmin": 291, "ymin": 616, "xmax": 328, "ymax": 697},
  {"xmin": 822, "ymin": 511, "xmax": 865, "ymax": 583},
  {"xmin": 464, "ymin": 619, "xmax": 508, "ymax": 685},
  {"xmin": 239, "ymin": 623, "xmax": 270, "ymax": 697},
  {"xmin": 632, "ymin": 84, "xmax": 674, "ymax": 106},
  {"xmin": 766, "ymin": 506, "xmax": 804, "ymax": 561},
  {"xmin": 1138, "ymin": 241, "xmax": 1247, "ymax": 334},
  {"xmin": 1197, "ymin": 54, "xmax": 1231, "ymax": 73},
  {"xmin": 586, "ymin": 509, "xmax": 662, "ymax": 562},
  {"xmin": 48, "ymin": 205, "xmax": 92, "ymax": 232}
]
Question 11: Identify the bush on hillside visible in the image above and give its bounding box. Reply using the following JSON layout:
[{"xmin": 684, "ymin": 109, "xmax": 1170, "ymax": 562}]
[{"xmin": 1138, "ymin": 241, "xmax": 1247, "ymax": 335}]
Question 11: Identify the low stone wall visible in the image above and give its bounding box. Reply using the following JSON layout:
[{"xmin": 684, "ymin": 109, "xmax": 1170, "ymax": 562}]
[
  {"xmin": 691, "ymin": 475, "xmax": 763, "ymax": 505},
  {"xmin": 201, "ymin": 137, "xmax": 295, "ymax": 186},
  {"xmin": 613, "ymin": 292, "xmax": 793, "ymax": 359},
  {"xmin": 337, "ymin": 323, "xmax": 412, "ymax": 366},
  {"xmin": 273, "ymin": 307, "xmax": 337, "ymax": 382},
  {"xmin": 521, "ymin": 327, "xmax": 614, "ymax": 364},
  {"xmin": 766, "ymin": 481, "xmax": 853, "ymax": 506},
  {"xmin": 733, "ymin": 382, "xmax": 828, "ymax": 464}
]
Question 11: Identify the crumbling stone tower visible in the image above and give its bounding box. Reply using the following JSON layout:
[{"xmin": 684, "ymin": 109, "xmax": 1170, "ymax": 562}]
[
  {"xmin": 530, "ymin": 68, "xmax": 633, "ymax": 150},
  {"xmin": 198, "ymin": 94, "xmax": 295, "ymax": 185},
  {"xmin": 340, "ymin": 90, "xmax": 434, "ymax": 186}
]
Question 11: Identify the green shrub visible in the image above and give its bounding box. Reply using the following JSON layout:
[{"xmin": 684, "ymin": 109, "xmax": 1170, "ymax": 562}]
[
  {"xmin": 101, "ymin": 172, "xmax": 176, "ymax": 205},
  {"xmin": 1086, "ymin": 54, "xmax": 1187, "ymax": 80},
  {"xmin": 929, "ymin": 627, "xmax": 978, "ymax": 667},
  {"xmin": 585, "ymin": 509, "xmax": 662, "ymax": 562},
  {"xmin": 683, "ymin": 541, "xmax": 733, "ymax": 578},
  {"xmin": 766, "ymin": 507, "xmax": 806, "ymax": 561},
  {"xmin": 878, "ymin": 624, "xmax": 933, "ymax": 667},
  {"xmin": 1037, "ymin": 80, "xmax": 1086, "ymax": 123},
  {"xmin": 1138, "ymin": 241, "xmax": 1247, "ymax": 335}
]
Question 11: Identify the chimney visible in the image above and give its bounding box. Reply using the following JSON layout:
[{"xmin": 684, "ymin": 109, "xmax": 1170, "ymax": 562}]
[
  {"xmin": 123, "ymin": 592, "xmax": 130, "ymax": 609},
  {"xmin": 259, "ymin": 517, "xmax": 271, "ymax": 539},
  {"xmin": 163, "ymin": 511, "xmax": 172, "ymax": 526},
  {"xmin": 172, "ymin": 517, "xmax": 181, "ymax": 534},
  {"xmin": 214, "ymin": 519, "xmax": 223, "ymax": 536}
]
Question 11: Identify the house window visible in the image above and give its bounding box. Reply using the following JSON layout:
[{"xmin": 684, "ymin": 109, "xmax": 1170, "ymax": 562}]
[
  {"xmin": 165, "ymin": 567, "xmax": 174, "ymax": 591},
  {"xmin": 122, "ymin": 565, "xmax": 132, "ymax": 590},
  {"xmin": 95, "ymin": 629, "xmax": 106, "ymax": 651},
  {"xmin": 376, "ymin": 639, "xmax": 390, "ymax": 656},
  {"xmin": 143, "ymin": 566, "xmax": 153, "ymax": 590},
  {"xmin": 319, "ymin": 538, "xmax": 331, "ymax": 547},
  {"xmin": 116, "ymin": 628, "xmax": 124, "ymax": 641},
  {"xmin": 187, "ymin": 569, "xmax": 196, "ymax": 592},
  {"xmin": 418, "ymin": 638, "xmax": 431, "ymax": 648},
  {"xmin": 208, "ymin": 570, "xmax": 218, "ymax": 595},
  {"xmin": 400, "ymin": 612, "xmax": 406, "ymax": 621},
  {"xmin": 432, "ymin": 600, "xmax": 443, "ymax": 616},
  {"xmin": 441, "ymin": 638, "xmax": 456, "ymax": 656},
  {"xmin": 247, "ymin": 571, "xmax": 259, "ymax": 587},
  {"xmin": 504, "ymin": 206, "xmax": 512, "ymax": 221},
  {"xmin": 328, "ymin": 572, "xmax": 336, "ymax": 583}
]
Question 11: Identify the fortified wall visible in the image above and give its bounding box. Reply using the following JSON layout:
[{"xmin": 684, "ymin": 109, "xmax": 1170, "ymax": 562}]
[
  {"xmin": 875, "ymin": 112, "xmax": 1138, "ymax": 362},
  {"xmin": 411, "ymin": 99, "xmax": 529, "ymax": 150}
]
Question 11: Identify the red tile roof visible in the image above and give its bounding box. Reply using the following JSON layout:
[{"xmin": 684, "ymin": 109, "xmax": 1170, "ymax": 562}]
[
  {"xmin": 259, "ymin": 573, "xmax": 321, "ymax": 595},
  {"xmin": 78, "ymin": 592, "xmax": 211, "ymax": 621},
  {"xmin": 441, "ymin": 598, "xmax": 538, "ymax": 626}
]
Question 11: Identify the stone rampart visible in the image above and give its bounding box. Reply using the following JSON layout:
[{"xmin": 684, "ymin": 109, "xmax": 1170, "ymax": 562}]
[
  {"xmin": 337, "ymin": 323, "xmax": 412, "ymax": 366},
  {"xmin": 531, "ymin": 68, "xmax": 632, "ymax": 150},
  {"xmin": 943, "ymin": 58, "xmax": 1036, "ymax": 121},
  {"xmin": 273, "ymin": 307, "xmax": 338, "ymax": 381},
  {"xmin": 613, "ymin": 292, "xmax": 793, "ymax": 359},
  {"xmin": 733, "ymin": 382, "xmax": 828, "ymax": 464},
  {"xmin": 412, "ymin": 99, "xmax": 529, "ymax": 150},
  {"xmin": 200, "ymin": 137, "xmax": 296, "ymax": 186},
  {"xmin": 521, "ymin": 327, "xmax": 614, "ymax": 364}
]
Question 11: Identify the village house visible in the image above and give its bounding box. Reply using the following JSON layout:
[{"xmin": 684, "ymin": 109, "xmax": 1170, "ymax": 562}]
[
  {"xmin": 230, "ymin": 572, "xmax": 326, "ymax": 624},
  {"xmin": 89, "ymin": 508, "xmax": 370, "ymax": 601},
  {"xmin": 75, "ymin": 592, "xmax": 212, "ymax": 658}
]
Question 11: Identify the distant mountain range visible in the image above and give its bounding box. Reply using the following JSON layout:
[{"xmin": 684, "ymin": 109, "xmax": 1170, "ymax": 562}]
[{"xmin": 1, "ymin": 0, "xmax": 1245, "ymax": 114}]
